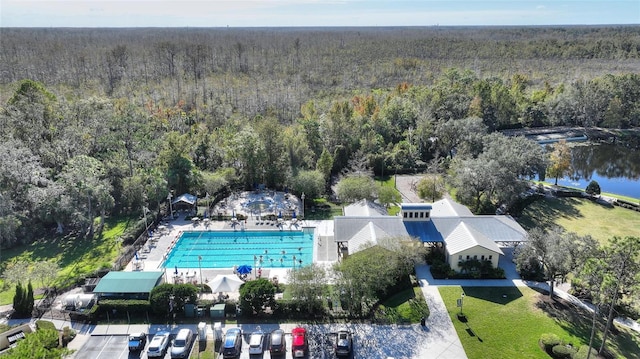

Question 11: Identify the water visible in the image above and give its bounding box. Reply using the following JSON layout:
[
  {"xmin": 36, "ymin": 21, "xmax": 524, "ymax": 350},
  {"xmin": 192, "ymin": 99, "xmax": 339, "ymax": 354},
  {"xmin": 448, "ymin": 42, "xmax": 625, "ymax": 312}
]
[
  {"xmin": 544, "ymin": 143, "xmax": 640, "ymax": 200},
  {"xmin": 163, "ymin": 230, "xmax": 314, "ymax": 269}
]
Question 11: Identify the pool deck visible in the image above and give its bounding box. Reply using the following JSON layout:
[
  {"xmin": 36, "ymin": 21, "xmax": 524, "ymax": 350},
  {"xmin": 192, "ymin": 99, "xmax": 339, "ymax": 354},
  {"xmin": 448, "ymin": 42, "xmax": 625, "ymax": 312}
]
[{"xmin": 125, "ymin": 215, "xmax": 336, "ymax": 287}]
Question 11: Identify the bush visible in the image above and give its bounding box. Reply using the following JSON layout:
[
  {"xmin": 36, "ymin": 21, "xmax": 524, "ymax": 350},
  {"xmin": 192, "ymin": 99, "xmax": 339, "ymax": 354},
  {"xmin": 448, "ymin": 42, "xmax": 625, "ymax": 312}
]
[
  {"xmin": 574, "ymin": 345, "xmax": 598, "ymax": 359},
  {"xmin": 552, "ymin": 344, "xmax": 576, "ymax": 359},
  {"xmin": 35, "ymin": 320, "xmax": 57, "ymax": 331},
  {"xmin": 61, "ymin": 326, "xmax": 76, "ymax": 347},
  {"xmin": 540, "ymin": 333, "xmax": 561, "ymax": 353}
]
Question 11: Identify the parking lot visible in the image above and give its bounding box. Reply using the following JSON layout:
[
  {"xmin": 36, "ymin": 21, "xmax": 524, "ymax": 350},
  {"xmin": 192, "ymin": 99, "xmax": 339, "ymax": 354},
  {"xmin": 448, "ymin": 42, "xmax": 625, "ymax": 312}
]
[{"xmin": 74, "ymin": 323, "xmax": 432, "ymax": 359}]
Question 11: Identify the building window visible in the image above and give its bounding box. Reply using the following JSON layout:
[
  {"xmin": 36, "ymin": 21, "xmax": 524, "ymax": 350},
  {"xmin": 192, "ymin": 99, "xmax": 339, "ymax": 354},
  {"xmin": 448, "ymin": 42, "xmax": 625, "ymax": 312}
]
[
  {"xmin": 403, "ymin": 212, "xmax": 407, "ymax": 218},
  {"xmin": 409, "ymin": 212, "xmax": 413, "ymax": 218},
  {"xmin": 458, "ymin": 255, "xmax": 462, "ymax": 260},
  {"xmin": 426, "ymin": 212, "xmax": 430, "ymax": 218},
  {"xmin": 466, "ymin": 255, "xmax": 470, "ymax": 260},
  {"xmin": 473, "ymin": 255, "xmax": 477, "ymax": 260},
  {"xmin": 489, "ymin": 255, "xmax": 493, "ymax": 260},
  {"xmin": 481, "ymin": 255, "xmax": 485, "ymax": 260}
]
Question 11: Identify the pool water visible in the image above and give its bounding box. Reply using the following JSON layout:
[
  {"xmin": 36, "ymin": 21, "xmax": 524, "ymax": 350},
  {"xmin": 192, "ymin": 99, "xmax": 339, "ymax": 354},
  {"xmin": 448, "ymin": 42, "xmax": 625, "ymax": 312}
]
[{"xmin": 163, "ymin": 230, "xmax": 314, "ymax": 269}]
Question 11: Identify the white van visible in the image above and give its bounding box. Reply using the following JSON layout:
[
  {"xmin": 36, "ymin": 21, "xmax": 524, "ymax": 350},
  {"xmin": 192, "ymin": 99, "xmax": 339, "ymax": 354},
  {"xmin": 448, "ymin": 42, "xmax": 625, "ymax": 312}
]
[{"xmin": 170, "ymin": 328, "xmax": 193, "ymax": 359}]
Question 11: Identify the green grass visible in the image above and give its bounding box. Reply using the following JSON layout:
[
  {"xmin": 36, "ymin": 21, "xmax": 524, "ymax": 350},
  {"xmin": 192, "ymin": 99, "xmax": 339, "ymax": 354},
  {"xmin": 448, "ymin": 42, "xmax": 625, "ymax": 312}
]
[
  {"xmin": 439, "ymin": 286, "xmax": 640, "ymax": 359},
  {"xmin": 0, "ymin": 217, "xmax": 131, "ymax": 305},
  {"xmin": 517, "ymin": 196, "xmax": 640, "ymax": 244},
  {"xmin": 377, "ymin": 287, "xmax": 429, "ymax": 323}
]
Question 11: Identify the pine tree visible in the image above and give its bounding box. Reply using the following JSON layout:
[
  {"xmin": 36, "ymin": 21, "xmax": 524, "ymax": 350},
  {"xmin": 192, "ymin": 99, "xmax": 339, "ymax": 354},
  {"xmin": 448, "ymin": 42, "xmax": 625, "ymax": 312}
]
[
  {"xmin": 26, "ymin": 280, "xmax": 35, "ymax": 316},
  {"xmin": 13, "ymin": 282, "xmax": 23, "ymax": 315}
]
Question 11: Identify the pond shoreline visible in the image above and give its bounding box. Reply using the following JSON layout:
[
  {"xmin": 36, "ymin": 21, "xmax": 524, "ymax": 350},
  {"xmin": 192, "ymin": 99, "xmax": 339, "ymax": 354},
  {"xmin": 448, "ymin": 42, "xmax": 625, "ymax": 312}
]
[{"xmin": 502, "ymin": 126, "xmax": 640, "ymax": 148}]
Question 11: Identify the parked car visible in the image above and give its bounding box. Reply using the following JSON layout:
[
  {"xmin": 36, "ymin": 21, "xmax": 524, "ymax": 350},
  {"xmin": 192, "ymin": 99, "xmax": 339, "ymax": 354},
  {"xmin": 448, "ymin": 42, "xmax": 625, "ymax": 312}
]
[
  {"xmin": 248, "ymin": 329, "xmax": 265, "ymax": 355},
  {"xmin": 291, "ymin": 327, "xmax": 308, "ymax": 358},
  {"xmin": 147, "ymin": 331, "xmax": 170, "ymax": 358},
  {"xmin": 334, "ymin": 329, "xmax": 353, "ymax": 357},
  {"xmin": 269, "ymin": 329, "xmax": 286, "ymax": 355},
  {"xmin": 221, "ymin": 328, "xmax": 243, "ymax": 359},
  {"xmin": 128, "ymin": 332, "xmax": 147, "ymax": 352},
  {"xmin": 170, "ymin": 328, "xmax": 193, "ymax": 359}
]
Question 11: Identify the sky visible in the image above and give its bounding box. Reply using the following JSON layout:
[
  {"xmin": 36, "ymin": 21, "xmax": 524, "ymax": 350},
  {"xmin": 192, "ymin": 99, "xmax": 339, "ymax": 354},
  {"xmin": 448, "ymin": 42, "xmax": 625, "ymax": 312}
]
[{"xmin": 1, "ymin": 0, "xmax": 639, "ymax": 27}]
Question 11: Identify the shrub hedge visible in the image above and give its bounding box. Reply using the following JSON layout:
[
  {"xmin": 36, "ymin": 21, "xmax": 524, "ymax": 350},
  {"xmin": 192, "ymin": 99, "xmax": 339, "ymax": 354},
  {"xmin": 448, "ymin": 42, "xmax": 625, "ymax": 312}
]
[
  {"xmin": 552, "ymin": 344, "xmax": 576, "ymax": 359},
  {"xmin": 540, "ymin": 333, "xmax": 561, "ymax": 353}
]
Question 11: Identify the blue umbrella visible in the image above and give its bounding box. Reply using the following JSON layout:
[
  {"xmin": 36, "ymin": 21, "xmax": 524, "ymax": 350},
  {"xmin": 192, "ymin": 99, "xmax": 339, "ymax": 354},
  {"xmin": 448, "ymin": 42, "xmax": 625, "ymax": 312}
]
[
  {"xmin": 278, "ymin": 211, "xmax": 282, "ymax": 218},
  {"xmin": 237, "ymin": 264, "xmax": 252, "ymax": 275},
  {"xmin": 135, "ymin": 251, "xmax": 139, "ymax": 261},
  {"xmin": 292, "ymin": 211, "xmax": 297, "ymax": 218},
  {"xmin": 174, "ymin": 265, "xmax": 178, "ymax": 275}
]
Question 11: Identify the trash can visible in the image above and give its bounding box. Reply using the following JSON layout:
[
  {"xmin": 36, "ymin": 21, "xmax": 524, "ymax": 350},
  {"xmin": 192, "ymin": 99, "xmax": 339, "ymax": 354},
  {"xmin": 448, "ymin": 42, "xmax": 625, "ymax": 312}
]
[
  {"xmin": 197, "ymin": 322, "xmax": 207, "ymax": 341},
  {"xmin": 184, "ymin": 303, "xmax": 196, "ymax": 318}
]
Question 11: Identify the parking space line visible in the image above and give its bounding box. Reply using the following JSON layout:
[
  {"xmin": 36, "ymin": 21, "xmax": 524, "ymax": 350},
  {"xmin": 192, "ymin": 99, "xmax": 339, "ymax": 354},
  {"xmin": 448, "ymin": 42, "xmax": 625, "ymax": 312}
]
[{"xmin": 95, "ymin": 336, "xmax": 115, "ymax": 359}]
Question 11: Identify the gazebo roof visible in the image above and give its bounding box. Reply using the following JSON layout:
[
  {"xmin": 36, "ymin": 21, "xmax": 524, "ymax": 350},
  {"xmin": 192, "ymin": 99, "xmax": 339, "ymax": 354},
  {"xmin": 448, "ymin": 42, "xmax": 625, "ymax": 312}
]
[
  {"xmin": 93, "ymin": 271, "xmax": 163, "ymax": 294},
  {"xmin": 172, "ymin": 193, "xmax": 197, "ymax": 205}
]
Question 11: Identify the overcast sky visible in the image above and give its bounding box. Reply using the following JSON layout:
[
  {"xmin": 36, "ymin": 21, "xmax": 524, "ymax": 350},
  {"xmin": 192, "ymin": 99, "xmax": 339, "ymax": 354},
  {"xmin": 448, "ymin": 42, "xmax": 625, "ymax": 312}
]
[{"xmin": 1, "ymin": 0, "xmax": 639, "ymax": 27}]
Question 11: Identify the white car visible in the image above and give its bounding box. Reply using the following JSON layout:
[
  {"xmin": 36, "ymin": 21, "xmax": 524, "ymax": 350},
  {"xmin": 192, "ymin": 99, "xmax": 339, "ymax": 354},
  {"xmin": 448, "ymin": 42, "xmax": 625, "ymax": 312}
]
[
  {"xmin": 248, "ymin": 330, "xmax": 265, "ymax": 355},
  {"xmin": 147, "ymin": 331, "xmax": 170, "ymax": 358}
]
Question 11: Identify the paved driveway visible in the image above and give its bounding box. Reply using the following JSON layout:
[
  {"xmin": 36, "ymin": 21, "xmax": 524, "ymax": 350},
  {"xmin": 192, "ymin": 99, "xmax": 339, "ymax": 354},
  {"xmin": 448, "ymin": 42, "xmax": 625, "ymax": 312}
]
[{"xmin": 74, "ymin": 335, "xmax": 134, "ymax": 359}]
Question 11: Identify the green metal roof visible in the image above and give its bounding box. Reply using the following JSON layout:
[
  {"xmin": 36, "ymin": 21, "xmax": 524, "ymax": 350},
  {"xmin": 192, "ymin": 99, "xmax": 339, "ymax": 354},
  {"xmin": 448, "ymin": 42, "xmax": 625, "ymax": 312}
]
[{"xmin": 93, "ymin": 271, "xmax": 163, "ymax": 294}]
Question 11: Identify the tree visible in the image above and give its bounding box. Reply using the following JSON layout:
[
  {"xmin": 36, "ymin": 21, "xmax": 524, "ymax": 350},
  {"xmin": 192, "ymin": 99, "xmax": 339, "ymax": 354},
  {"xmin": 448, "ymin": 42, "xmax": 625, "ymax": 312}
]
[
  {"xmin": 287, "ymin": 264, "xmax": 327, "ymax": 314},
  {"xmin": 336, "ymin": 175, "xmax": 377, "ymax": 203},
  {"xmin": 514, "ymin": 227, "xmax": 597, "ymax": 298},
  {"xmin": 13, "ymin": 282, "xmax": 24, "ymax": 316},
  {"xmin": 25, "ymin": 281, "xmax": 34, "ymax": 316},
  {"xmin": 316, "ymin": 148, "xmax": 334, "ymax": 180},
  {"xmin": 239, "ymin": 278, "xmax": 276, "ymax": 316},
  {"xmin": 377, "ymin": 184, "xmax": 401, "ymax": 208},
  {"xmin": 32, "ymin": 260, "xmax": 61, "ymax": 290},
  {"xmin": 416, "ymin": 175, "xmax": 444, "ymax": 202},
  {"xmin": 290, "ymin": 170, "xmax": 325, "ymax": 200},
  {"xmin": 597, "ymin": 236, "xmax": 640, "ymax": 355},
  {"xmin": 546, "ymin": 140, "xmax": 572, "ymax": 185},
  {"xmin": 585, "ymin": 180, "xmax": 601, "ymax": 196},
  {"xmin": 58, "ymin": 155, "xmax": 114, "ymax": 238},
  {"xmin": 333, "ymin": 243, "xmax": 416, "ymax": 317},
  {"xmin": 4, "ymin": 327, "xmax": 68, "ymax": 359}
]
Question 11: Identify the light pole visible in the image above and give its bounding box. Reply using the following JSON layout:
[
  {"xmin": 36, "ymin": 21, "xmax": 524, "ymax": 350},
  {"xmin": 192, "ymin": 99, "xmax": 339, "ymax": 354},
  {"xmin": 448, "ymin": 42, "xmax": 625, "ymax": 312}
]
[
  {"xmin": 198, "ymin": 255, "xmax": 203, "ymax": 296},
  {"xmin": 167, "ymin": 192, "xmax": 173, "ymax": 219},
  {"xmin": 292, "ymin": 255, "xmax": 296, "ymax": 270},
  {"xmin": 301, "ymin": 193, "xmax": 305, "ymax": 219},
  {"xmin": 459, "ymin": 292, "xmax": 465, "ymax": 315}
]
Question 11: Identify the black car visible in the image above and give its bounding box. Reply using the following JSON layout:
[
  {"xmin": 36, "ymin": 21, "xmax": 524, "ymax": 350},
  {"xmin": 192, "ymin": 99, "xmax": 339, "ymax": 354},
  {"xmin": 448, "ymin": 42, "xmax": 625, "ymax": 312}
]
[
  {"xmin": 269, "ymin": 329, "xmax": 286, "ymax": 355},
  {"xmin": 334, "ymin": 329, "xmax": 353, "ymax": 357}
]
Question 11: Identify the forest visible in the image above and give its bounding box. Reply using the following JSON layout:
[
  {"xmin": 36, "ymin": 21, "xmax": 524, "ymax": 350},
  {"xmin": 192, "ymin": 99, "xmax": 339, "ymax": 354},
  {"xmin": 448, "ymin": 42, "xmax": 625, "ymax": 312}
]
[{"xmin": 1, "ymin": 26, "xmax": 640, "ymax": 249}]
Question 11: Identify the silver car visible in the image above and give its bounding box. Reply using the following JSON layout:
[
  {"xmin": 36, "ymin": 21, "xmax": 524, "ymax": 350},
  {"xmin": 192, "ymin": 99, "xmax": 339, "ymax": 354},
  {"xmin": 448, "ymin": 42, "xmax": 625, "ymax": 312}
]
[{"xmin": 170, "ymin": 329, "xmax": 193, "ymax": 359}]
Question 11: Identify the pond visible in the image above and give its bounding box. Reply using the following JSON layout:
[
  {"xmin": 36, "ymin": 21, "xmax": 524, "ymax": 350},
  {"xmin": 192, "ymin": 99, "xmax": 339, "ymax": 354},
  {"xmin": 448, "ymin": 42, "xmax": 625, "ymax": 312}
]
[{"xmin": 543, "ymin": 143, "xmax": 640, "ymax": 200}]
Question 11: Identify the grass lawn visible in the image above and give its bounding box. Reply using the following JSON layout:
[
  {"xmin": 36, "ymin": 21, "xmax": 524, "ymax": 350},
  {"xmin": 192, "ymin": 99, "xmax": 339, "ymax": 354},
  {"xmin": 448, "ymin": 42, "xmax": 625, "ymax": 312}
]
[
  {"xmin": 517, "ymin": 196, "xmax": 640, "ymax": 244},
  {"xmin": 439, "ymin": 286, "xmax": 640, "ymax": 359},
  {"xmin": 0, "ymin": 217, "xmax": 131, "ymax": 305},
  {"xmin": 377, "ymin": 287, "xmax": 429, "ymax": 323}
]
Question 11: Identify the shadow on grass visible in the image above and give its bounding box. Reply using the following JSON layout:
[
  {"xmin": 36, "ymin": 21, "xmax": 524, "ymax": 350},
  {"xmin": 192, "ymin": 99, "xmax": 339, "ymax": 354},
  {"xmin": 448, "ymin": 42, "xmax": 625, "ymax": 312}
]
[
  {"xmin": 461, "ymin": 286, "xmax": 523, "ymax": 305},
  {"xmin": 518, "ymin": 197, "xmax": 583, "ymax": 231},
  {"xmin": 535, "ymin": 293, "xmax": 640, "ymax": 359}
]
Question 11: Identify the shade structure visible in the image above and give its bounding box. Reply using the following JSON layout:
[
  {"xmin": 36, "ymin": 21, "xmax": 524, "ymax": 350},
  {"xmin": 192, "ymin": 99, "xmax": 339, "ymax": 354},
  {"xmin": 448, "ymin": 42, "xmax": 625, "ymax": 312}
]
[
  {"xmin": 236, "ymin": 264, "xmax": 252, "ymax": 275},
  {"xmin": 209, "ymin": 275, "xmax": 244, "ymax": 293}
]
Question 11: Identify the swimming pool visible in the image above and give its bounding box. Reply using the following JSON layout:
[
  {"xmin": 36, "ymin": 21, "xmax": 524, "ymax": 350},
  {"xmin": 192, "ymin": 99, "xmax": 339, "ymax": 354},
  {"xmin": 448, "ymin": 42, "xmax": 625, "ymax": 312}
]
[{"xmin": 163, "ymin": 230, "xmax": 314, "ymax": 269}]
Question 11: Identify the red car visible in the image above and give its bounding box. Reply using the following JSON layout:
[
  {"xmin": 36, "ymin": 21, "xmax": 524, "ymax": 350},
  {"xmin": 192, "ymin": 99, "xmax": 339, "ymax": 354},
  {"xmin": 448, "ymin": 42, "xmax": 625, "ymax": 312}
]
[{"xmin": 291, "ymin": 327, "xmax": 309, "ymax": 358}]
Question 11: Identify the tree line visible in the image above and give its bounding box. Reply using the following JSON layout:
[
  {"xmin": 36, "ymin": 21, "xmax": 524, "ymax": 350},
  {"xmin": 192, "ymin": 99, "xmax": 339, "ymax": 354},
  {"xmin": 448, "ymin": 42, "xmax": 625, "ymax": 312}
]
[{"xmin": 1, "ymin": 27, "xmax": 640, "ymax": 251}]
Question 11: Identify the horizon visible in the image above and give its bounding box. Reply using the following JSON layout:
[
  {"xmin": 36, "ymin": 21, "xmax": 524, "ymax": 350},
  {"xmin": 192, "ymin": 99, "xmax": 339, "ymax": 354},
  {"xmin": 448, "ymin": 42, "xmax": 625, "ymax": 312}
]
[{"xmin": 1, "ymin": 0, "xmax": 638, "ymax": 28}]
